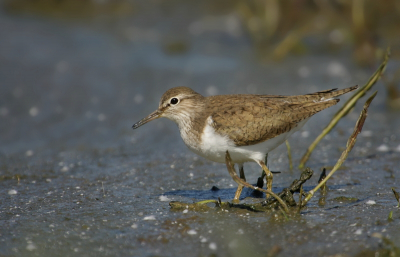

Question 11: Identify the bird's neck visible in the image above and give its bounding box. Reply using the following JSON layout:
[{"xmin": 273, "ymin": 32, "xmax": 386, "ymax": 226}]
[{"xmin": 173, "ymin": 98, "xmax": 207, "ymax": 148}]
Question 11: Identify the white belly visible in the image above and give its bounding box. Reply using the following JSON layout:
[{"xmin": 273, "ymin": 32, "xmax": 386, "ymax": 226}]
[{"xmin": 184, "ymin": 118, "xmax": 308, "ymax": 164}]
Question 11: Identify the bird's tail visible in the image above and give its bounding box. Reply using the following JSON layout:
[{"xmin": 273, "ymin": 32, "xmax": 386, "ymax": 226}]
[{"xmin": 308, "ymin": 85, "xmax": 359, "ymax": 99}]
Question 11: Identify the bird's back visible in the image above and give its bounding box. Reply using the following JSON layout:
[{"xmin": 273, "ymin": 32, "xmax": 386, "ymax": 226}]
[{"xmin": 205, "ymin": 86, "xmax": 357, "ymax": 146}]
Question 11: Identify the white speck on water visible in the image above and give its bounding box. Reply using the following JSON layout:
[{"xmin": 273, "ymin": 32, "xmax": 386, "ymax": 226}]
[
  {"xmin": 301, "ymin": 131, "xmax": 309, "ymax": 138},
  {"xmin": 395, "ymin": 145, "xmax": 400, "ymax": 152},
  {"xmin": 134, "ymin": 94, "xmax": 144, "ymax": 104},
  {"xmin": 29, "ymin": 106, "xmax": 39, "ymax": 117},
  {"xmin": 143, "ymin": 215, "xmax": 156, "ymax": 221},
  {"xmin": 377, "ymin": 144, "xmax": 389, "ymax": 152},
  {"xmin": 298, "ymin": 66, "xmax": 310, "ymax": 78},
  {"xmin": 131, "ymin": 224, "xmax": 138, "ymax": 229},
  {"xmin": 26, "ymin": 150, "xmax": 34, "ymax": 156},
  {"xmin": 183, "ymin": 209, "xmax": 189, "ymax": 214},
  {"xmin": 170, "ymin": 164, "xmax": 175, "ymax": 169},
  {"xmin": 200, "ymin": 236, "xmax": 207, "ymax": 243},
  {"xmin": 26, "ymin": 242, "xmax": 36, "ymax": 251},
  {"xmin": 350, "ymin": 223, "xmax": 357, "ymax": 226},
  {"xmin": 236, "ymin": 228, "xmax": 244, "ymax": 235},
  {"xmin": 8, "ymin": 189, "xmax": 17, "ymax": 195},
  {"xmin": 361, "ymin": 130, "xmax": 373, "ymax": 137},
  {"xmin": 354, "ymin": 229, "xmax": 363, "ymax": 235},
  {"xmin": 159, "ymin": 195, "xmax": 170, "ymax": 202},
  {"xmin": 209, "ymin": 242, "xmax": 217, "ymax": 250},
  {"xmin": 327, "ymin": 61, "xmax": 348, "ymax": 78},
  {"xmin": 187, "ymin": 229, "xmax": 197, "ymax": 235},
  {"xmin": 61, "ymin": 166, "xmax": 69, "ymax": 172},
  {"xmin": 46, "ymin": 178, "xmax": 52, "ymax": 183},
  {"xmin": 98, "ymin": 113, "xmax": 106, "ymax": 121},
  {"xmin": 189, "ymin": 172, "xmax": 194, "ymax": 177},
  {"xmin": 366, "ymin": 200, "xmax": 376, "ymax": 205}
]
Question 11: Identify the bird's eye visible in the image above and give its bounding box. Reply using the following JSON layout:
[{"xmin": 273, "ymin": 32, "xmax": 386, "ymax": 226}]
[{"xmin": 170, "ymin": 98, "xmax": 179, "ymax": 105}]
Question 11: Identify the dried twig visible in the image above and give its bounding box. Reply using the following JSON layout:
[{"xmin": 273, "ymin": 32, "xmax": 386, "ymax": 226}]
[
  {"xmin": 285, "ymin": 140, "xmax": 293, "ymax": 171},
  {"xmin": 392, "ymin": 187, "xmax": 400, "ymax": 207},
  {"xmin": 302, "ymin": 91, "xmax": 377, "ymax": 205},
  {"xmin": 299, "ymin": 49, "xmax": 390, "ymax": 168},
  {"xmin": 262, "ymin": 168, "xmax": 313, "ymax": 207},
  {"xmin": 318, "ymin": 168, "xmax": 327, "ymax": 195},
  {"xmin": 225, "ymin": 150, "xmax": 290, "ymax": 213},
  {"xmin": 297, "ymin": 185, "xmax": 304, "ymax": 213}
]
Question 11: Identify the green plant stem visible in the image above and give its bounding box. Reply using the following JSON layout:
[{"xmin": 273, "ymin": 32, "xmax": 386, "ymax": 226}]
[
  {"xmin": 285, "ymin": 140, "xmax": 293, "ymax": 171},
  {"xmin": 302, "ymin": 91, "xmax": 377, "ymax": 205},
  {"xmin": 299, "ymin": 49, "xmax": 390, "ymax": 169}
]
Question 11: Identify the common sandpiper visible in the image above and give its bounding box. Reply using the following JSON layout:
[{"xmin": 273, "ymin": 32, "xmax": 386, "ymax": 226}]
[{"xmin": 132, "ymin": 85, "xmax": 358, "ymax": 200}]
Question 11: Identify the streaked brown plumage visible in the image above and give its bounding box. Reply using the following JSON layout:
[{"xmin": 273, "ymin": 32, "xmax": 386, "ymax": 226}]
[{"xmin": 133, "ymin": 85, "xmax": 358, "ymax": 200}]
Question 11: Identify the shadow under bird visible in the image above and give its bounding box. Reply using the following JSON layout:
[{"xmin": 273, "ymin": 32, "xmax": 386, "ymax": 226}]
[{"xmin": 132, "ymin": 85, "xmax": 358, "ymax": 200}]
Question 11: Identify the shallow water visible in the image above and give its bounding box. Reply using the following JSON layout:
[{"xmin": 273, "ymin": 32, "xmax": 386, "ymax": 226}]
[{"xmin": 1, "ymin": 2, "xmax": 400, "ymax": 257}]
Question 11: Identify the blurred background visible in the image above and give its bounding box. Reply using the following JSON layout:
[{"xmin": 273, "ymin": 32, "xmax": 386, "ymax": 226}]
[
  {"xmin": 1, "ymin": 0, "xmax": 400, "ymax": 154},
  {"xmin": 1, "ymin": 1, "xmax": 400, "ymax": 256}
]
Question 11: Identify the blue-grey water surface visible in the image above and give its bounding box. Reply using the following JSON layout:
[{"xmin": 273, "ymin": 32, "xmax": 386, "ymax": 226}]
[{"xmin": 1, "ymin": 2, "xmax": 400, "ymax": 256}]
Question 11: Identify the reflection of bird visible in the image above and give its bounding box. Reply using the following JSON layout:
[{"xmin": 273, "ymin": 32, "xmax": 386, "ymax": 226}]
[{"xmin": 133, "ymin": 85, "xmax": 358, "ymax": 200}]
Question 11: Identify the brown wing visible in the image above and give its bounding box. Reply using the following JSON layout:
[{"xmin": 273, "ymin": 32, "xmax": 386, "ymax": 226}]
[
  {"xmin": 207, "ymin": 86, "xmax": 358, "ymax": 146},
  {"xmin": 259, "ymin": 85, "xmax": 358, "ymax": 102},
  {"xmin": 207, "ymin": 94, "xmax": 339, "ymax": 146}
]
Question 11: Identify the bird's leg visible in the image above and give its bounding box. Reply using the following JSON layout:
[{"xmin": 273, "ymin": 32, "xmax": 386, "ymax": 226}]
[
  {"xmin": 256, "ymin": 153, "xmax": 268, "ymax": 188},
  {"xmin": 233, "ymin": 163, "xmax": 245, "ymax": 201},
  {"xmin": 257, "ymin": 160, "xmax": 273, "ymax": 198}
]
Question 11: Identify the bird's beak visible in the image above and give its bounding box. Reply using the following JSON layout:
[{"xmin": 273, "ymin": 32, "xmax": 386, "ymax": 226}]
[{"xmin": 132, "ymin": 110, "xmax": 161, "ymax": 129}]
